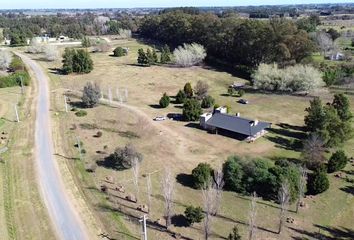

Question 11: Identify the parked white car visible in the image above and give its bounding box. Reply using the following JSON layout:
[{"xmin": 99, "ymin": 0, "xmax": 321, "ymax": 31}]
[{"xmin": 154, "ymin": 116, "xmax": 167, "ymax": 121}]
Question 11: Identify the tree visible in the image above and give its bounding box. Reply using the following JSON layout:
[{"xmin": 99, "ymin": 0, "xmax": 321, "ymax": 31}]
[
  {"xmin": 327, "ymin": 28, "xmax": 341, "ymax": 41},
  {"xmin": 323, "ymin": 69, "xmax": 338, "ymax": 86},
  {"xmin": 222, "ymin": 156, "xmax": 244, "ymax": 192},
  {"xmin": 328, "ymin": 150, "xmax": 348, "ymax": 173},
  {"xmin": 332, "ymin": 93, "xmax": 352, "ymax": 122},
  {"xmin": 192, "ymin": 163, "xmax": 213, "ymax": 189},
  {"xmin": 146, "ymin": 48, "xmax": 157, "ymax": 65},
  {"xmin": 201, "ymin": 95, "xmax": 215, "ymax": 108},
  {"xmin": 0, "ymin": 50, "xmax": 13, "ymax": 70},
  {"xmin": 131, "ymin": 156, "xmax": 140, "ymax": 199},
  {"xmin": 315, "ymin": 31, "xmax": 333, "ymax": 55},
  {"xmin": 248, "ymin": 192, "xmax": 257, "ymax": 240},
  {"xmin": 176, "ymin": 89, "xmax": 187, "ymax": 104},
  {"xmin": 227, "ymin": 226, "xmax": 242, "ymax": 240},
  {"xmin": 202, "ymin": 181, "xmax": 216, "ymax": 240},
  {"xmin": 173, "ymin": 43, "xmax": 207, "ymax": 67},
  {"xmin": 184, "ymin": 205, "xmax": 204, "ymax": 226},
  {"xmin": 152, "ymin": 48, "xmax": 158, "ymax": 63},
  {"xmin": 162, "ymin": 168, "xmax": 175, "ymax": 228},
  {"xmin": 137, "ymin": 48, "xmax": 149, "ymax": 65},
  {"xmin": 109, "ymin": 144, "xmax": 143, "ymax": 169},
  {"xmin": 94, "ymin": 42, "xmax": 111, "ymax": 53},
  {"xmin": 27, "ymin": 38, "xmax": 43, "ymax": 54},
  {"xmin": 183, "ymin": 82, "xmax": 194, "ymax": 98},
  {"xmin": 160, "ymin": 44, "xmax": 171, "ymax": 64},
  {"xmin": 159, "ymin": 93, "xmax": 170, "ymax": 108},
  {"xmin": 43, "ymin": 45, "xmax": 59, "ymax": 61},
  {"xmin": 296, "ymin": 166, "xmax": 307, "ymax": 213},
  {"xmin": 308, "ymin": 169, "xmax": 329, "ymax": 195},
  {"xmin": 212, "ymin": 164, "xmax": 224, "ymax": 216},
  {"xmin": 194, "ymin": 80, "xmax": 209, "ymax": 100},
  {"xmin": 82, "ymin": 82, "xmax": 101, "ymax": 108},
  {"xmin": 183, "ymin": 98, "xmax": 202, "ymax": 121},
  {"xmin": 81, "ymin": 36, "xmax": 91, "ymax": 48},
  {"xmin": 62, "ymin": 48, "xmax": 75, "ymax": 74},
  {"xmin": 304, "ymin": 97, "xmax": 326, "ymax": 132},
  {"xmin": 113, "ymin": 47, "xmax": 126, "ymax": 57},
  {"xmin": 278, "ymin": 180, "xmax": 290, "ymax": 234},
  {"xmin": 302, "ymin": 134, "xmax": 326, "ymax": 170}
]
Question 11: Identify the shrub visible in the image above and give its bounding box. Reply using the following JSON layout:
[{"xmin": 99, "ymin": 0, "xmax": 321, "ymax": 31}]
[
  {"xmin": 223, "ymin": 156, "xmax": 244, "ymax": 192},
  {"xmin": 183, "ymin": 99, "xmax": 202, "ymax": 121},
  {"xmin": 327, "ymin": 150, "xmax": 348, "ymax": 173},
  {"xmin": 201, "ymin": 95, "xmax": 215, "ymax": 108},
  {"xmin": 184, "ymin": 205, "xmax": 204, "ymax": 226},
  {"xmin": 94, "ymin": 42, "xmax": 111, "ymax": 53},
  {"xmin": 238, "ymin": 90, "xmax": 245, "ymax": 97},
  {"xmin": 308, "ymin": 170, "xmax": 329, "ymax": 195},
  {"xmin": 159, "ymin": 93, "xmax": 170, "ymax": 108},
  {"xmin": 191, "ymin": 163, "xmax": 214, "ymax": 189},
  {"xmin": 252, "ymin": 64, "xmax": 323, "ymax": 92},
  {"xmin": 228, "ymin": 87, "xmax": 236, "ymax": 96},
  {"xmin": 113, "ymin": 47, "xmax": 126, "ymax": 57},
  {"xmin": 176, "ymin": 89, "xmax": 187, "ymax": 104},
  {"xmin": 160, "ymin": 44, "xmax": 171, "ymax": 64},
  {"xmin": 82, "ymin": 82, "xmax": 101, "ymax": 108},
  {"xmin": 75, "ymin": 110, "xmax": 87, "ymax": 117},
  {"xmin": 173, "ymin": 43, "xmax": 207, "ymax": 67},
  {"xmin": 183, "ymin": 82, "xmax": 193, "ymax": 98},
  {"xmin": 0, "ymin": 71, "xmax": 30, "ymax": 88},
  {"xmin": 227, "ymin": 226, "xmax": 242, "ymax": 240},
  {"xmin": 81, "ymin": 36, "xmax": 91, "ymax": 48},
  {"xmin": 10, "ymin": 56, "xmax": 25, "ymax": 71},
  {"xmin": 109, "ymin": 144, "xmax": 143, "ymax": 169},
  {"xmin": 96, "ymin": 131, "xmax": 103, "ymax": 138}
]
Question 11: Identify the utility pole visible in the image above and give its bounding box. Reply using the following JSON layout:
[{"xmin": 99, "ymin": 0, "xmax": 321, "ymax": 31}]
[
  {"xmin": 64, "ymin": 95, "xmax": 68, "ymax": 113},
  {"xmin": 139, "ymin": 214, "xmax": 148, "ymax": 240},
  {"xmin": 14, "ymin": 104, "xmax": 20, "ymax": 122}
]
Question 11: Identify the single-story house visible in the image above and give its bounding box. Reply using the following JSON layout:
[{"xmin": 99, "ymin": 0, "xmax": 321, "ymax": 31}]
[{"xmin": 200, "ymin": 107, "xmax": 271, "ymax": 142}]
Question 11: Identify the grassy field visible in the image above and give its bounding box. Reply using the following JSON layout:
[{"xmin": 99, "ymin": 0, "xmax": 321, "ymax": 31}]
[
  {"xmin": 32, "ymin": 38, "xmax": 354, "ymax": 240},
  {"xmin": 0, "ymin": 82, "xmax": 54, "ymax": 239}
]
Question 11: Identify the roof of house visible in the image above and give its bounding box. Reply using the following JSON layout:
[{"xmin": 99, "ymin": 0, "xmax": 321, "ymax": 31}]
[{"xmin": 205, "ymin": 113, "xmax": 271, "ymax": 136}]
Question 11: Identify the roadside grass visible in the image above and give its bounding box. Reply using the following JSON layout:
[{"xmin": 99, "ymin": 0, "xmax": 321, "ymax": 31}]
[
  {"xmin": 0, "ymin": 84, "xmax": 55, "ymax": 238},
  {"xmin": 36, "ymin": 39, "xmax": 354, "ymax": 239}
]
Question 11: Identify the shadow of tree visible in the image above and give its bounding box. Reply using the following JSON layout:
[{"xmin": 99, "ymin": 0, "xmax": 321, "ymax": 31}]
[
  {"xmin": 96, "ymin": 155, "xmax": 125, "ymax": 171},
  {"xmin": 340, "ymin": 185, "xmax": 354, "ymax": 195},
  {"xmin": 290, "ymin": 224, "xmax": 354, "ymax": 240},
  {"xmin": 265, "ymin": 135, "xmax": 303, "ymax": 152},
  {"xmin": 171, "ymin": 214, "xmax": 189, "ymax": 227},
  {"xmin": 176, "ymin": 173, "xmax": 195, "ymax": 189}
]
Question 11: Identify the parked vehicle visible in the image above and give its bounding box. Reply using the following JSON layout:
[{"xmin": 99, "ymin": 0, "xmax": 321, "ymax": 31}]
[
  {"xmin": 238, "ymin": 99, "xmax": 249, "ymax": 104},
  {"xmin": 154, "ymin": 116, "xmax": 167, "ymax": 121}
]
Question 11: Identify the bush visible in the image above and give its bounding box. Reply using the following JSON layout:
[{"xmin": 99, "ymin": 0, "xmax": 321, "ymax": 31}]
[
  {"xmin": 113, "ymin": 47, "xmax": 126, "ymax": 57},
  {"xmin": 173, "ymin": 43, "xmax": 207, "ymax": 67},
  {"xmin": 0, "ymin": 71, "xmax": 30, "ymax": 88},
  {"xmin": 0, "ymin": 50, "xmax": 13, "ymax": 70},
  {"xmin": 43, "ymin": 45, "xmax": 59, "ymax": 61},
  {"xmin": 96, "ymin": 131, "xmax": 103, "ymax": 138},
  {"xmin": 81, "ymin": 36, "xmax": 91, "ymax": 48},
  {"xmin": 308, "ymin": 170, "xmax": 329, "ymax": 195},
  {"xmin": 191, "ymin": 163, "xmax": 214, "ymax": 189},
  {"xmin": 82, "ymin": 82, "xmax": 101, "ymax": 108},
  {"xmin": 252, "ymin": 64, "xmax": 323, "ymax": 92},
  {"xmin": 183, "ymin": 99, "xmax": 202, "ymax": 121},
  {"xmin": 223, "ymin": 156, "xmax": 244, "ymax": 192},
  {"xmin": 109, "ymin": 144, "xmax": 143, "ymax": 169},
  {"xmin": 227, "ymin": 226, "xmax": 242, "ymax": 240},
  {"xmin": 183, "ymin": 82, "xmax": 193, "ymax": 98},
  {"xmin": 238, "ymin": 90, "xmax": 245, "ymax": 97},
  {"xmin": 201, "ymin": 95, "xmax": 215, "ymax": 108},
  {"xmin": 137, "ymin": 48, "xmax": 149, "ymax": 65},
  {"xmin": 159, "ymin": 93, "xmax": 170, "ymax": 108},
  {"xmin": 228, "ymin": 87, "xmax": 236, "ymax": 96},
  {"xmin": 75, "ymin": 110, "xmax": 87, "ymax": 117},
  {"xmin": 194, "ymin": 80, "xmax": 209, "ymax": 100},
  {"xmin": 184, "ymin": 205, "xmax": 204, "ymax": 226},
  {"xmin": 176, "ymin": 89, "xmax": 187, "ymax": 104},
  {"xmin": 10, "ymin": 56, "xmax": 25, "ymax": 71},
  {"xmin": 327, "ymin": 150, "xmax": 348, "ymax": 173}
]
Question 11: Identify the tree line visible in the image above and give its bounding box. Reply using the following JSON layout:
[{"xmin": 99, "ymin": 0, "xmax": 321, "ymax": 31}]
[{"xmin": 139, "ymin": 11, "xmax": 316, "ymax": 73}]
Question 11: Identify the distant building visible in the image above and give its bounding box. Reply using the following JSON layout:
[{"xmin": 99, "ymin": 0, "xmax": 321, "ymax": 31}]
[{"xmin": 200, "ymin": 107, "xmax": 271, "ymax": 142}]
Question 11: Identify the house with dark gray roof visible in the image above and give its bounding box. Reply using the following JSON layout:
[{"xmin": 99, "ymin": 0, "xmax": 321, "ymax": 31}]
[{"xmin": 200, "ymin": 107, "xmax": 271, "ymax": 141}]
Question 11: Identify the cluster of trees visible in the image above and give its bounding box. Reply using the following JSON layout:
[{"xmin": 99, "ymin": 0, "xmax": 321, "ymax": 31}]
[
  {"xmin": 62, "ymin": 48, "xmax": 93, "ymax": 74},
  {"xmin": 252, "ymin": 64, "xmax": 323, "ymax": 92},
  {"xmin": 139, "ymin": 11, "xmax": 315, "ymax": 72},
  {"xmin": 320, "ymin": 62, "xmax": 354, "ymax": 86},
  {"xmin": 178, "ymin": 81, "xmax": 215, "ymax": 121},
  {"xmin": 0, "ymin": 14, "xmax": 137, "ymax": 45},
  {"xmin": 27, "ymin": 39, "xmax": 59, "ymax": 61},
  {"xmin": 137, "ymin": 45, "xmax": 171, "ymax": 66},
  {"xmin": 304, "ymin": 94, "xmax": 353, "ymax": 147}
]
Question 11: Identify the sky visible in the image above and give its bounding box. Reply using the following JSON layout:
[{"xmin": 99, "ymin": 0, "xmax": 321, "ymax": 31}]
[{"xmin": 0, "ymin": 0, "xmax": 353, "ymax": 9}]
